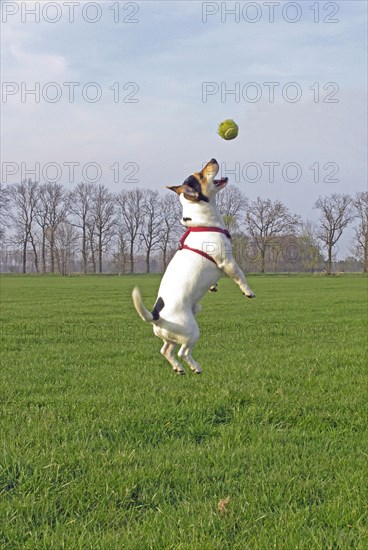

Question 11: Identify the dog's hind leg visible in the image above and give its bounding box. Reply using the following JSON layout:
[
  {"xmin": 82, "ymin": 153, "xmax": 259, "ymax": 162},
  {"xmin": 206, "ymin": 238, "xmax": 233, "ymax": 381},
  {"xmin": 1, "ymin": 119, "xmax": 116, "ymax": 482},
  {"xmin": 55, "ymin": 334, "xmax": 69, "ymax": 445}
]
[
  {"xmin": 178, "ymin": 344, "xmax": 202, "ymax": 374},
  {"xmin": 160, "ymin": 341, "xmax": 185, "ymax": 375}
]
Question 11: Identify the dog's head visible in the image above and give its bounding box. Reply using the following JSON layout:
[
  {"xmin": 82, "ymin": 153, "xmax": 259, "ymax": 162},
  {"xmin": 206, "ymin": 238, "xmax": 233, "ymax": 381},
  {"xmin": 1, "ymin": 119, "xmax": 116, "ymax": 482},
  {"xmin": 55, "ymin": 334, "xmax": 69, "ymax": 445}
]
[{"xmin": 167, "ymin": 159, "xmax": 228, "ymax": 204}]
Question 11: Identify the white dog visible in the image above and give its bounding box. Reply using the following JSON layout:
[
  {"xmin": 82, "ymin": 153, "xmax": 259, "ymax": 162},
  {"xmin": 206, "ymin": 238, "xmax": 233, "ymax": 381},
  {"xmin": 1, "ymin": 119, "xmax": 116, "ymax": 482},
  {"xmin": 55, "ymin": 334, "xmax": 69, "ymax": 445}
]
[{"xmin": 132, "ymin": 158, "xmax": 255, "ymax": 374}]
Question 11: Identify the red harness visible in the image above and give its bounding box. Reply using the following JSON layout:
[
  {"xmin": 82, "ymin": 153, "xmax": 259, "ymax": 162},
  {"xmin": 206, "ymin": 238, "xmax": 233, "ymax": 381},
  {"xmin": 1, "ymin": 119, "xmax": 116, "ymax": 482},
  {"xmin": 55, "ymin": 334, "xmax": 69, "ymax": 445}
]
[{"xmin": 178, "ymin": 226, "xmax": 231, "ymax": 264}]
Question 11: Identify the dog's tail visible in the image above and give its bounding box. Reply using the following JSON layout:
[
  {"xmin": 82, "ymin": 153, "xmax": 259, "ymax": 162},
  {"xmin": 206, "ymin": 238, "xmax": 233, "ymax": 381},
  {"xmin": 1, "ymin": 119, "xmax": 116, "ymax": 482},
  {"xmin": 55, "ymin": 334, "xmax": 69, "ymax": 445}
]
[{"xmin": 132, "ymin": 287, "xmax": 164, "ymax": 323}]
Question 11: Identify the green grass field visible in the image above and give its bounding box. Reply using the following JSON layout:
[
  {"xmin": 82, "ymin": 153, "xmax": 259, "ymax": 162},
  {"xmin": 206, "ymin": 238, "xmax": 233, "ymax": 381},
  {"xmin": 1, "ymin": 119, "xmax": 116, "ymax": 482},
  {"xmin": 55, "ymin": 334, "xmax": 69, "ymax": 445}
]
[{"xmin": 1, "ymin": 274, "xmax": 367, "ymax": 549}]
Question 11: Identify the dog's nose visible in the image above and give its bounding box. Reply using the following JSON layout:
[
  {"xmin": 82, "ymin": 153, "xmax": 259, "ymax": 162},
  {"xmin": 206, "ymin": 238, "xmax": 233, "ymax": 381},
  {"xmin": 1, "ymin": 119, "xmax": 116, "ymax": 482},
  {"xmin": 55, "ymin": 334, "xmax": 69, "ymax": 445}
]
[{"xmin": 209, "ymin": 158, "xmax": 218, "ymax": 165}]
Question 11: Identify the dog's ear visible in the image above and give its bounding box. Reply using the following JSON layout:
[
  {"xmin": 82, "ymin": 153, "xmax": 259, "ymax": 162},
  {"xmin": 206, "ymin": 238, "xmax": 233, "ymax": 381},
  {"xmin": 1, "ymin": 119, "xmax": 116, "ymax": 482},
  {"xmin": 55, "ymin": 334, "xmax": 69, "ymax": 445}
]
[
  {"xmin": 166, "ymin": 185, "xmax": 183, "ymax": 195},
  {"xmin": 167, "ymin": 185, "xmax": 199, "ymax": 202}
]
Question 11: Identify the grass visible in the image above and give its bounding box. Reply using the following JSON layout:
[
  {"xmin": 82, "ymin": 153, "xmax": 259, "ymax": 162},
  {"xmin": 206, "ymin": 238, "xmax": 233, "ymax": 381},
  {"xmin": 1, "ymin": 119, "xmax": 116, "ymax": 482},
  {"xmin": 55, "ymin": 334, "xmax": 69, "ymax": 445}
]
[{"xmin": 0, "ymin": 273, "xmax": 367, "ymax": 549}]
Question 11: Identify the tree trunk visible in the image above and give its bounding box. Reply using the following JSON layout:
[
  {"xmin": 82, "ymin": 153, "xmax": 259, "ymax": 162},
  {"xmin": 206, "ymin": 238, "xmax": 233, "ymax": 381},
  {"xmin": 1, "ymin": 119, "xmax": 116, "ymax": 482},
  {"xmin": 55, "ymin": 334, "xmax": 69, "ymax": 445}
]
[
  {"xmin": 42, "ymin": 230, "xmax": 46, "ymax": 273},
  {"xmin": 50, "ymin": 229, "xmax": 55, "ymax": 273},
  {"xmin": 98, "ymin": 234, "xmax": 103, "ymax": 273},
  {"xmin": 260, "ymin": 248, "xmax": 266, "ymax": 273},
  {"xmin": 163, "ymin": 245, "xmax": 167, "ymax": 271},
  {"xmin": 67, "ymin": 249, "xmax": 72, "ymax": 276},
  {"xmin": 327, "ymin": 246, "xmax": 332, "ymax": 275},
  {"xmin": 30, "ymin": 237, "xmax": 39, "ymax": 273},
  {"xmin": 22, "ymin": 237, "xmax": 27, "ymax": 274},
  {"xmin": 55, "ymin": 248, "xmax": 61, "ymax": 275},
  {"xmin": 130, "ymin": 242, "xmax": 134, "ymax": 273},
  {"xmin": 146, "ymin": 250, "xmax": 150, "ymax": 273},
  {"xmin": 90, "ymin": 246, "xmax": 96, "ymax": 273},
  {"xmin": 82, "ymin": 226, "xmax": 87, "ymax": 274}
]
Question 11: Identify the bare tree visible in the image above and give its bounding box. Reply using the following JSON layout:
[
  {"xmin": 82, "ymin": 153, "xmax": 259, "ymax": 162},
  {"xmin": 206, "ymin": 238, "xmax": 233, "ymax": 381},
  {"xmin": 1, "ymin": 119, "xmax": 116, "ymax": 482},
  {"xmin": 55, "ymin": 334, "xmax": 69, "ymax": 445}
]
[
  {"xmin": 9, "ymin": 179, "xmax": 39, "ymax": 273},
  {"xmin": 231, "ymin": 232, "xmax": 253, "ymax": 272},
  {"xmin": 35, "ymin": 190, "xmax": 49, "ymax": 274},
  {"xmin": 36, "ymin": 183, "xmax": 69, "ymax": 273},
  {"xmin": 69, "ymin": 183, "xmax": 95, "ymax": 274},
  {"xmin": 54, "ymin": 222, "xmax": 79, "ymax": 275},
  {"xmin": 244, "ymin": 197, "xmax": 300, "ymax": 273},
  {"xmin": 90, "ymin": 185, "xmax": 117, "ymax": 273},
  {"xmin": 86, "ymin": 218, "xmax": 97, "ymax": 274},
  {"xmin": 216, "ymin": 185, "xmax": 248, "ymax": 231},
  {"xmin": 351, "ymin": 191, "xmax": 368, "ymax": 272},
  {"xmin": 298, "ymin": 221, "xmax": 323, "ymax": 272},
  {"xmin": 117, "ymin": 188, "xmax": 145, "ymax": 273},
  {"xmin": 140, "ymin": 190, "xmax": 163, "ymax": 273},
  {"xmin": 158, "ymin": 194, "xmax": 181, "ymax": 270},
  {"xmin": 268, "ymin": 237, "xmax": 285, "ymax": 273},
  {"xmin": 0, "ymin": 183, "xmax": 10, "ymax": 242},
  {"xmin": 314, "ymin": 194, "xmax": 354, "ymax": 275},
  {"xmin": 112, "ymin": 223, "xmax": 129, "ymax": 275}
]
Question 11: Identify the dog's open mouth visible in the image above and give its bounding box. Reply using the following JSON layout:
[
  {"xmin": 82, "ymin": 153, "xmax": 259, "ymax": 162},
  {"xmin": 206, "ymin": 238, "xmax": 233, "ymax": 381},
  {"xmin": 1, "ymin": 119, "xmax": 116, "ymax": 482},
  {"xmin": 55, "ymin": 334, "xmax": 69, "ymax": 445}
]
[{"xmin": 214, "ymin": 177, "xmax": 228, "ymax": 188}]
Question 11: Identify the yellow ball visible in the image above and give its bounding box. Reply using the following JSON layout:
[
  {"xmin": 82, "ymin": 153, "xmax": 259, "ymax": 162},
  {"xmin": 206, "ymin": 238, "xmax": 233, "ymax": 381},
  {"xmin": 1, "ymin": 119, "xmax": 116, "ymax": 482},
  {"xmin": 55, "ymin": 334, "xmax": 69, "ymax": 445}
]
[{"xmin": 217, "ymin": 119, "xmax": 239, "ymax": 140}]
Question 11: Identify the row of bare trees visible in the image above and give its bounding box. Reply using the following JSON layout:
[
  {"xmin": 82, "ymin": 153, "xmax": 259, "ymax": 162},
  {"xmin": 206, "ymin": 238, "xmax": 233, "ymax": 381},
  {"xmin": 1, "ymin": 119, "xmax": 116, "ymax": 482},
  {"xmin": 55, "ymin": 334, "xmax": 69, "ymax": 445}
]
[
  {"xmin": 217, "ymin": 186, "xmax": 367, "ymax": 274},
  {"xmin": 1, "ymin": 181, "xmax": 182, "ymax": 275},
  {"xmin": 0, "ymin": 180, "xmax": 367, "ymax": 274}
]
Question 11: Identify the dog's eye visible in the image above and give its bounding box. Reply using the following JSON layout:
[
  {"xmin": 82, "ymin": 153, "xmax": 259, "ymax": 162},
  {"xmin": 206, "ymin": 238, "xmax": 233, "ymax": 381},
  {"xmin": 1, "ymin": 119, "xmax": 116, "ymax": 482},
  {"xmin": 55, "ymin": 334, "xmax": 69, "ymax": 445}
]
[
  {"xmin": 183, "ymin": 174, "xmax": 209, "ymax": 202},
  {"xmin": 184, "ymin": 175, "xmax": 200, "ymax": 191}
]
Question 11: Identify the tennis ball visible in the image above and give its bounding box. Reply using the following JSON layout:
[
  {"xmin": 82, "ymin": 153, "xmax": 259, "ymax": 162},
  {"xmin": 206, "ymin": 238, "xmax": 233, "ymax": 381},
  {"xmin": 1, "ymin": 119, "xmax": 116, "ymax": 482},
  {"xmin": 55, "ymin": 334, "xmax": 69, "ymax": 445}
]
[{"xmin": 217, "ymin": 119, "xmax": 239, "ymax": 140}]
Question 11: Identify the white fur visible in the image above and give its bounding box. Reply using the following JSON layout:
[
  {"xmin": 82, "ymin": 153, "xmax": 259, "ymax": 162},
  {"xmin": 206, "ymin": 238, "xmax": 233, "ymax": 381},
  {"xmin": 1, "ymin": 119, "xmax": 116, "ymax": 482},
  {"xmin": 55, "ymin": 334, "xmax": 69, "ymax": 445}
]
[{"xmin": 132, "ymin": 161, "xmax": 255, "ymax": 374}]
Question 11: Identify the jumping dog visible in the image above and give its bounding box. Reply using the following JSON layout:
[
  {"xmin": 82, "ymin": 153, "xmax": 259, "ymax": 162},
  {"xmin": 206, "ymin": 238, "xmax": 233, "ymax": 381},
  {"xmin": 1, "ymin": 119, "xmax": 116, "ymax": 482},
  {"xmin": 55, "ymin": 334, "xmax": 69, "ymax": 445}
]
[{"xmin": 132, "ymin": 158, "xmax": 255, "ymax": 374}]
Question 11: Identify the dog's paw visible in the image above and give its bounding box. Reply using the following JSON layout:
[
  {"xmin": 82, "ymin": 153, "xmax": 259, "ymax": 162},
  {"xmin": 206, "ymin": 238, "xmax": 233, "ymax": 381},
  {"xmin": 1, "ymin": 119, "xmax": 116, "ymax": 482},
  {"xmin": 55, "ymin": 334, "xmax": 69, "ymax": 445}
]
[
  {"xmin": 190, "ymin": 366, "xmax": 202, "ymax": 374},
  {"xmin": 173, "ymin": 367, "xmax": 185, "ymax": 375}
]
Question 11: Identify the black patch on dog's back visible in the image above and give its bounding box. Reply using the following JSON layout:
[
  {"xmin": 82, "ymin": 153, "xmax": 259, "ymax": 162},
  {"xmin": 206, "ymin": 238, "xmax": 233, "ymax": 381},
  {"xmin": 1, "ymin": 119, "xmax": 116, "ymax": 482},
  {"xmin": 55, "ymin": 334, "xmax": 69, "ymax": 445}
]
[{"xmin": 151, "ymin": 297, "xmax": 165, "ymax": 321}]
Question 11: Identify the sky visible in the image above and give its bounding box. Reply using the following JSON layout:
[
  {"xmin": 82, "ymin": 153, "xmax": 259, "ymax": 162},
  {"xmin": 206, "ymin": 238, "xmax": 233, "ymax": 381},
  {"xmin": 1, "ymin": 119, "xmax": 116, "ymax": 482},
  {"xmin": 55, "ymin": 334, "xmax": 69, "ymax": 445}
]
[{"xmin": 1, "ymin": 0, "xmax": 367, "ymax": 258}]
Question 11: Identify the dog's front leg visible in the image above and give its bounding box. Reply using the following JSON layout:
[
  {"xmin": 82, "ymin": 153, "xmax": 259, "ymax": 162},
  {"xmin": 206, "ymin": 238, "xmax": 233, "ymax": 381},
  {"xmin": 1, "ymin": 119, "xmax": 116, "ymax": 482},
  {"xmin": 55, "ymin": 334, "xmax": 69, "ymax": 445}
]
[{"xmin": 219, "ymin": 258, "xmax": 255, "ymax": 298}]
